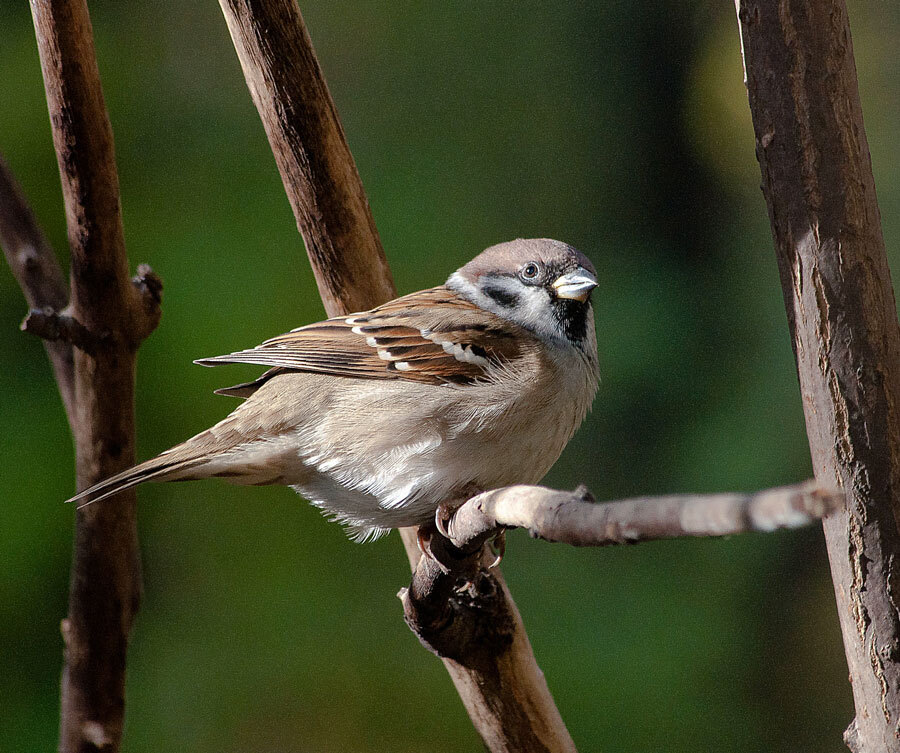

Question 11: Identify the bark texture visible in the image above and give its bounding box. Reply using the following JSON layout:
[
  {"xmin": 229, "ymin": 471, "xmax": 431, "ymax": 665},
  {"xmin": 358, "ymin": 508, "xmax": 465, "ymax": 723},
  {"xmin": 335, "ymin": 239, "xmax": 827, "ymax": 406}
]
[
  {"xmin": 217, "ymin": 1, "xmax": 574, "ymax": 750},
  {"xmin": 736, "ymin": 1, "xmax": 900, "ymax": 749},
  {"xmin": 25, "ymin": 1, "xmax": 161, "ymax": 750}
]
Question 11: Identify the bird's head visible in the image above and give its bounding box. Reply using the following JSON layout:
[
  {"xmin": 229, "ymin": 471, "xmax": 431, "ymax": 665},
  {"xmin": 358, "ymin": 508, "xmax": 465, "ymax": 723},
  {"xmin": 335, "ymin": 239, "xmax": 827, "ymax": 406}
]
[{"xmin": 448, "ymin": 238, "xmax": 598, "ymax": 347}]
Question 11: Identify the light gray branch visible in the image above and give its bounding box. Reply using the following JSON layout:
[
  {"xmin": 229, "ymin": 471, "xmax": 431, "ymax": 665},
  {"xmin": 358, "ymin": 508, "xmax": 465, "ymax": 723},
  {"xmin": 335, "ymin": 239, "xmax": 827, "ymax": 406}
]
[
  {"xmin": 402, "ymin": 480, "xmax": 841, "ymax": 670},
  {"xmin": 445, "ymin": 481, "xmax": 842, "ymax": 550}
]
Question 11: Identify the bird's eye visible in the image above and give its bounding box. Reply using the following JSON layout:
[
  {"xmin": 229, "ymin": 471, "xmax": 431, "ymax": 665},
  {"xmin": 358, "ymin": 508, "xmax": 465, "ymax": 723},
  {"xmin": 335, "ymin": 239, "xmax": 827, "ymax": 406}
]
[{"xmin": 521, "ymin": 262, "xmax": 540, "ymax": 281}]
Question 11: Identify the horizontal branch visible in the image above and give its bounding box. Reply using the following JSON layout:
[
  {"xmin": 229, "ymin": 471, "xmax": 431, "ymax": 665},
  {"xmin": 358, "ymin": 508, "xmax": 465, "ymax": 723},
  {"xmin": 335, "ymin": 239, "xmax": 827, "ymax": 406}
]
[
  {"xmin": 21, "ymin": 307, "xmax": 103, "ymax": 353},
  {"xmin": 402, "ymin": 480, "xmax": 842, "ymax": 661},
  {"xmin": 445, "ymin": 480, "xmax": 842, "ymax": 549}
]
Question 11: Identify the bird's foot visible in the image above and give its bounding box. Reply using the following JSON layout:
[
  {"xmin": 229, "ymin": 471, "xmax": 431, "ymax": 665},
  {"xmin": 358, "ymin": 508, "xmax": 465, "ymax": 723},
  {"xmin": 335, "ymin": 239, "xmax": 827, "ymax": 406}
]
[{"xmin": 418, "ymin": 518, "xmax": 506, "ymax": 577}]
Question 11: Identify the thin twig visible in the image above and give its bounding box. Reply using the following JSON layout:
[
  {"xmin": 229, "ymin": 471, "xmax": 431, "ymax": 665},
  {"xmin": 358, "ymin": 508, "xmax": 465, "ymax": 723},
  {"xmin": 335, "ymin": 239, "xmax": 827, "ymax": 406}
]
[{"xmin": 401, "ymin": 481, "xmax": 840, "ymax": 658}]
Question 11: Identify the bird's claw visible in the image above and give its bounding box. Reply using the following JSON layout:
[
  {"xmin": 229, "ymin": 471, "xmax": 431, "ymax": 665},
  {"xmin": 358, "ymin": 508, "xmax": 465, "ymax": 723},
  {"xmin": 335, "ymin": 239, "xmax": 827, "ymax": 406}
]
[
  {"xmin": 416, "ymin": 526, "xmax": 430, "ymax": 558},
  {"xmin": 434, "ymin": 502, "xmax": 455, "ymax": 539},
  {"xmin": 488, "ymin": 529, "xmax": 506, "ymax": 568},
  {"xmin": 419, "ymin": 502, "xmax": 505, "ymax": 573}
]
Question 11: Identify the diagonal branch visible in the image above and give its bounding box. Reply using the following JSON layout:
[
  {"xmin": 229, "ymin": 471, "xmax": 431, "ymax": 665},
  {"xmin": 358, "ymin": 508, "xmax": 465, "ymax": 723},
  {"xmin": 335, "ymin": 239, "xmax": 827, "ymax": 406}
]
[
  {"xmin": 218, "ymin": 0, "xmax": 395, "ymax": 314},
  {"xmin": 217, "ymin": 1, "xmax": 574, "ymax": 751},
  {"xmin": 0, "ymin": 154, "xmax": 75, "ymax": 424}
]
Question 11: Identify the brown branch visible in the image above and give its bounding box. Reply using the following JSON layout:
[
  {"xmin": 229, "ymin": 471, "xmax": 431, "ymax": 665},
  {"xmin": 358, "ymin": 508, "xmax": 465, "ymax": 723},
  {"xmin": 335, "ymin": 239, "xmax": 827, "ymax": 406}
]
[
  {"xmin": 27, "ymin": 1, "xmax": 161, "ymax": 751},
  {"xmin": 736, "ymin": 1, "xmax": 900, "ymax": 750},
  {"xmin": 395, "ymin": 531, "xmax": 576, "ymax": 753},
  {"xmin": 217, "ymin": 2, "xmax": 574, "ymax": 750},
  {"xmin": 218, "ymin": 0, "xmax": 395, "ymax": 314},
  {"xmin": 0, "ymin": 154, "xmax": 75, "ymax": 424},
  {"xmin": 21, "ymin": 307, "xmax": 104, "ymax": 354}
]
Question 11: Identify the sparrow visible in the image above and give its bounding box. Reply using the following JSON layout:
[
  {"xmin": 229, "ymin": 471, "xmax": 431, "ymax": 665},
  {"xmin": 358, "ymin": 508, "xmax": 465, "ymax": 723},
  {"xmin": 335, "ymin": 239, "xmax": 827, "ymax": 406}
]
[{"xmin": 68, "ymin": 238, "xmax": 600, "ymax": 542}]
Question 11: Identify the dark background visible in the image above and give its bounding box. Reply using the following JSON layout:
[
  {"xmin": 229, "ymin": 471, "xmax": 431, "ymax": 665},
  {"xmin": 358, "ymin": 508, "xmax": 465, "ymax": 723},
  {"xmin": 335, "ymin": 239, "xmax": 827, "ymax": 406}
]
[{"xmin": 2, "ymin": 1, "xmax": 898, "ymax": 751}]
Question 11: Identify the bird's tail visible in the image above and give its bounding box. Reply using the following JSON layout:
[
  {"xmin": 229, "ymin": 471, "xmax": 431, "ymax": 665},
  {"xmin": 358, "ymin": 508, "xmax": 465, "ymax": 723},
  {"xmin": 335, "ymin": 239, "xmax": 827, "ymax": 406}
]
[{"xmin": 65, "ymin": 428, "xmax": 235, "ymax": 509}]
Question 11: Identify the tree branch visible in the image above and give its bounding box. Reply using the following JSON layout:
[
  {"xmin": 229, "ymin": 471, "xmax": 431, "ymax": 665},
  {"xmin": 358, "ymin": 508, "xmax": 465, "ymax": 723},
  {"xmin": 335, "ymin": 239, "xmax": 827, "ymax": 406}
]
[
  {"xmin": 401, "ymin": 481, "xmax": 841, "ymax": 652},
  {"xmin": 736, "ymin": 1, "xmax": 900, "ymax": 749},
  {"xmin": 218, "ymin": 0, "xmax": 395, "ymax": 314},
  {"xmin": 0, "ymin": 153, "xmax": 75, "ymax": 424},
  {"xmin": 27, "ymin": 1, "xmax": 162, "ymax": 751},
  {"xmin": 218, "ymin": 1, "xmax": 574, "ymax": 750},
  {"xmin": 21, "ymin": 307, "xmax": 104, "ymax": 354},
  {"xmin": 444, "ymin": 481, "xmax": 842, "ymax": 549}
]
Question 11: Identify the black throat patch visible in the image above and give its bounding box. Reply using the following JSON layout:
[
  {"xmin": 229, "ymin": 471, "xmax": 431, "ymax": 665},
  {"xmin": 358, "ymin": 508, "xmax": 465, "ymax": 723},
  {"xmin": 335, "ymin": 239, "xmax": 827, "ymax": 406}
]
[{"xmin": 552, "ymin": 298, "xmax": 590, "ymax": 344}]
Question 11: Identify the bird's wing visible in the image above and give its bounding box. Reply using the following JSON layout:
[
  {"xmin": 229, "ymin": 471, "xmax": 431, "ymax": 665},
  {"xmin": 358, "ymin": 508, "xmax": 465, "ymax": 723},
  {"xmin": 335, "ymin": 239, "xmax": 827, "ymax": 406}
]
[{"xmin": 196, "ymin": 286, "xmax": 531, "ymax": 387}]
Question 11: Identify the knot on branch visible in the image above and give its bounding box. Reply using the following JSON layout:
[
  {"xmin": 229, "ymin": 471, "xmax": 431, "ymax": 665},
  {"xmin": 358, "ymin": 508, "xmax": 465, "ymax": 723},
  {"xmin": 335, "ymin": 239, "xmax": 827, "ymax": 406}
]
[
  {"xmin": 843, "ymin": 718, "xmax": 861, "ymax": 753},
  {"xmin": 21, "ymin": 307, "xmax": 106, "ymax": 354},
  {"xmin": 400, "ymin": 533, "xmax": 515, "ymax": 662},
  {"xmin": 129, "ymin": 263, "xmax": 162, "ymax": 342},
  {"xmin": 20, "ymin": 265, "xmax": 164, "ymax": 354}
]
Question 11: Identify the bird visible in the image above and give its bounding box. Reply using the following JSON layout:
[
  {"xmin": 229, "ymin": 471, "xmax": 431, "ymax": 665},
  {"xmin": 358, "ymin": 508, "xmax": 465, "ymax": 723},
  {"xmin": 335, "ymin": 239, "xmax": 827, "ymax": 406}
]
[{"xmin": 68, "ymin": 238, "xmax": 600, "ymax": 542}]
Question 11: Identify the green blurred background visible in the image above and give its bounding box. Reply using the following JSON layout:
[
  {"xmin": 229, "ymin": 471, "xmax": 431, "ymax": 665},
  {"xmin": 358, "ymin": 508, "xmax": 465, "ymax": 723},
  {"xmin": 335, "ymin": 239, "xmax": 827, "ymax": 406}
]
[{"xmin": 1, "ymin": 1, "xmax": 898, "ymax": 750}]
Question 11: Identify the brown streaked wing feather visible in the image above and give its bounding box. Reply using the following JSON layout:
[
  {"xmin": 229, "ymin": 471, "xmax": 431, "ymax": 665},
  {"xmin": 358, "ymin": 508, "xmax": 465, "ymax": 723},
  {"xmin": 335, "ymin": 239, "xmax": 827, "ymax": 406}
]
[{"xmin": 197, "ymin": 286, "xmax": 530, "ymax": 387}]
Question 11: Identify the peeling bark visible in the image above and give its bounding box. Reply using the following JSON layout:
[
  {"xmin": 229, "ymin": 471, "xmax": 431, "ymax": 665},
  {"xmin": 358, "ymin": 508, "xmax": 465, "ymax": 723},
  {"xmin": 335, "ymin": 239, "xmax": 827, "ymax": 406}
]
[{"xmin": 736, "ymin": 1, "xmax": 900, "ymax": 749}]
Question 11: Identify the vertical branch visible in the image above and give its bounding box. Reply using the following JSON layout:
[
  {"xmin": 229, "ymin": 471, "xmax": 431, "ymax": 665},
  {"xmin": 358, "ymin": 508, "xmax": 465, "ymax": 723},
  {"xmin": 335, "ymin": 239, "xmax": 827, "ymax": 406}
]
[
  {"xmin": 218, "ymin": 1, "xmax": 575, "ymax": 750},
  {"xmin": 736, "ymin": 1, "xmax": 900, "ymax": 750},
  {"xmin": 28, "ymin": 1, "xmax": 161, "ymax": 751}
]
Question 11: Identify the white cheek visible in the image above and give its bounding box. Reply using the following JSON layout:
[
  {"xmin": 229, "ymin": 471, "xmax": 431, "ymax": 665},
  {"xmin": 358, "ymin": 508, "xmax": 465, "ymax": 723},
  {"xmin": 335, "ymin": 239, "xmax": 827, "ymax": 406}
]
[
  {"xmin": 496, "ymin": 281, "xmax": 565, "ymax": 344},
  {"xmin": 511, "ymin": 286, "xmax": 553, "ymax": 332}
]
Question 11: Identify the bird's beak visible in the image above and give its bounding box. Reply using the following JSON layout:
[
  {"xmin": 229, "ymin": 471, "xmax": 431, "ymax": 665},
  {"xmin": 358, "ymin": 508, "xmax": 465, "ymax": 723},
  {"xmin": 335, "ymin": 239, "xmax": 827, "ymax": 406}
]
[{"xmin": 552, "ymin": 268, "xmax": 597, "ymax": 302}]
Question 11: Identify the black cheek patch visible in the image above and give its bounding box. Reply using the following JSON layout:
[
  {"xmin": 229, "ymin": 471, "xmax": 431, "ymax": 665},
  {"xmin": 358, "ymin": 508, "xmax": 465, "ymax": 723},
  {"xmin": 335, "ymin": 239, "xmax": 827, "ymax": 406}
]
[{"xmin": 482, "ymin": 285, "xmax": 521, "ymax": 309}]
